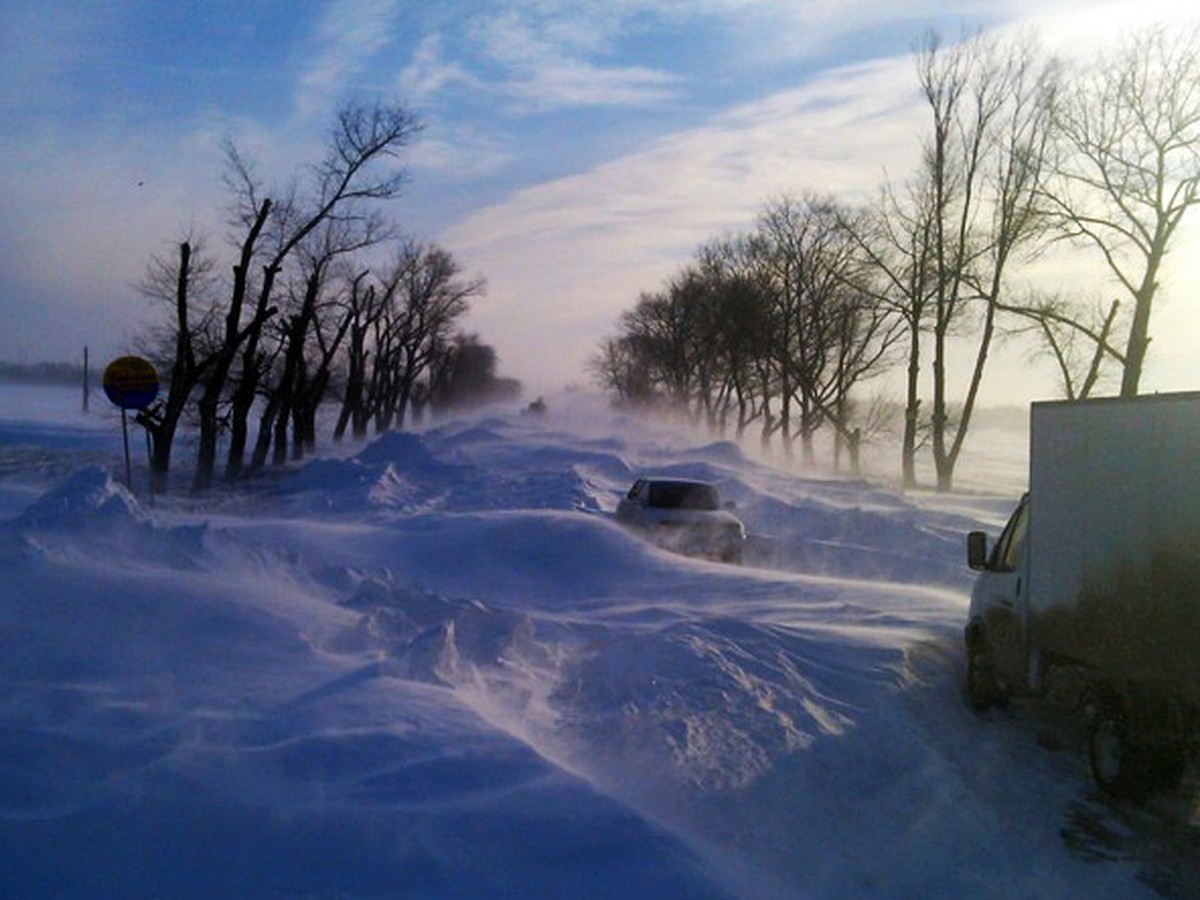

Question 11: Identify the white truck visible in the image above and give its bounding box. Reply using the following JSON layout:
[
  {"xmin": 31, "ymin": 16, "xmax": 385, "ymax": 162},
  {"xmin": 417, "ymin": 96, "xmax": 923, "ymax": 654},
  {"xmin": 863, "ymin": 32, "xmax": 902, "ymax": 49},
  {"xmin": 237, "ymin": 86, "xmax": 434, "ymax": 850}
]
[{"xmin": 965, "ymin": 391, "xmax": 1200, "ymax": 797}]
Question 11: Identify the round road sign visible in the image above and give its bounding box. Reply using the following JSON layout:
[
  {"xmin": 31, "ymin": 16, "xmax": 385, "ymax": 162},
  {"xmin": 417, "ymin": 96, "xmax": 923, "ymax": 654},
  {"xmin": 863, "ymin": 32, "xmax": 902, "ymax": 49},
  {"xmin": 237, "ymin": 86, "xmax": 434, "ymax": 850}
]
[{"xmin": 103, "ymin": 356, "xmax": 160, "ymax": 410}]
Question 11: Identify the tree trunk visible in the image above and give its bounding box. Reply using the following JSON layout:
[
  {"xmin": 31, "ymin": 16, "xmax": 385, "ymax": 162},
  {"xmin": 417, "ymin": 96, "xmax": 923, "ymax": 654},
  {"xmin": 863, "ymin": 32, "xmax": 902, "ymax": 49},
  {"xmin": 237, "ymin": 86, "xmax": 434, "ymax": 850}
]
[
  {"xmin": 901, "ymin": 326, "xmax": 921, "ymax": 490},
  {"xmin": 1120, "ymin": 279, "xmax": 1158, "ymax": 398}
]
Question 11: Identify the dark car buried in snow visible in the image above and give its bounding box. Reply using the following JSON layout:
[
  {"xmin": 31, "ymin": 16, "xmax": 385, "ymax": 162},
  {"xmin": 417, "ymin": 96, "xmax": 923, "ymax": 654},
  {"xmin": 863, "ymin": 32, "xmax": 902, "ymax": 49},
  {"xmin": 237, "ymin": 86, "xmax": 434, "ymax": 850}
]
[{"xmin": 616, "ymin": 477, "xmax": 745, "ymax": 563}]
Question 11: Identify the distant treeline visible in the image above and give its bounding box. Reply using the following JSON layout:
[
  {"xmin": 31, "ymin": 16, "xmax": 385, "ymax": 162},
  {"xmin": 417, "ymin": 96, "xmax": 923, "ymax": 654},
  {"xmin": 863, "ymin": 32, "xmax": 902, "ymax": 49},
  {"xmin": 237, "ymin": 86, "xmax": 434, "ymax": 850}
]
[{"xmin": 0, "ymin": 361, "xmax": 87, "ymax": 385}]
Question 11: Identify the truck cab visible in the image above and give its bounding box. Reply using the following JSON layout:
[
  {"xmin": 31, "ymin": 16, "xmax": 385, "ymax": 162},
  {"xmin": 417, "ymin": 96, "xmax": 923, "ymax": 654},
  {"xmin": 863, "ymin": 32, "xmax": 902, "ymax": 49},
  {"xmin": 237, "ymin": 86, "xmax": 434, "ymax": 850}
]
[{"xmin": 965, "ymin": 494, "xmax": 1031, "ymax": 709}]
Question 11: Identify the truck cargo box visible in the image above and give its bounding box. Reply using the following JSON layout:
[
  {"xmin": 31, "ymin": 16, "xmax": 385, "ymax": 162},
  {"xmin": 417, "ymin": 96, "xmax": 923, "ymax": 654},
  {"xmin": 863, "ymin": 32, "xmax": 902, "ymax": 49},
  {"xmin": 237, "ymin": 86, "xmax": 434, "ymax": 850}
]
[{"xmin": 1027, "ymin": 392, "xmax": 1200, "ymax": 693}]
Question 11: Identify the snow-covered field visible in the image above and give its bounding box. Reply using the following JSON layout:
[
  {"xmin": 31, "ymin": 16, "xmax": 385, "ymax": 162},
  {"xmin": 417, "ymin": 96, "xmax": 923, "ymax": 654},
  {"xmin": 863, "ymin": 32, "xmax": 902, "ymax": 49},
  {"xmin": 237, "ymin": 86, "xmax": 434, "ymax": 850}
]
[{"xmin": 0, "ymin": 383, "xmax": 1196, "ymax": 899}]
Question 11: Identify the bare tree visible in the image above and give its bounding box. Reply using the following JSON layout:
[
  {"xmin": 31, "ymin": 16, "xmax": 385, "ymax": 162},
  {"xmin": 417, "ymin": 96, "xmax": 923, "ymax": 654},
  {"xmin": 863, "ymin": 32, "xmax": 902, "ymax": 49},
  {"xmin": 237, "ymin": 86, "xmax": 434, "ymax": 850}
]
[
  {"xmin": 820, "ymin": 253, "xmax": 906, "ymax": 475},
  {"xmin": 593, "ymin": 237, "xmax": 777, "ymax": 436},
  {"xmin": 597, "ymin": 207, "xmax": 897, "ymax": 468},
  {"xmin": 134, "ymin": 240, "xmax": 219, "ymax": 492},
  {"xmin": 190, "ymin": 101, "xmax": 421, "ymax": 490},
  {"xmin": 1001, "ymin": 294, "xmax": 1124, "ymax": 399},
  {"xmin": 754, "ymin": 194, "xmax": 898, "ymax": 465},
  {"xmin": 590, "ymin": 334, "xmax": 658, "ymax": 406},
  {"xmin": 247, "ymin": 214, "xmax": 384, "ymax": 472},
  {"xmin": 192, "ymin": 183, "xmax": 276, "ymax": 492},
  {"xmin": 357, "ymin": 240, "xmax": 483, "ymax": 433},
  {"xmin": 614, "ymin": 283, "xmax": 704, "ymax": 412},
  {"xmin": 693, "ymin": 238, "xmax": 775, "ymax": 438},
  {"xmin": 843, "ymin": 180, "xmax": 938, "ymax": 488},
  {"xmin": 428, "ymin": 334, "xmax": 521, "ymax": 413},
  {"xmin": 333, "ymin": 273, "xmax": 381, "ymax": 441},
  {"xmin": 1043, "ymin": 24, "xmax": 1200, "ymax": 397},
  {"xmin": 918, "ymin": 30, "xmax": 1056, "ymax": 491}
]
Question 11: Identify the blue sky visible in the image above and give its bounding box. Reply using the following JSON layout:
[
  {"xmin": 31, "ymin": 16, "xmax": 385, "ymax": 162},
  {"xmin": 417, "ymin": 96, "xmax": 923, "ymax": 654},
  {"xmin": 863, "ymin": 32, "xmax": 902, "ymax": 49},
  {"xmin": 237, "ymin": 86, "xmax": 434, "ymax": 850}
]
[{"xmin": 2, "ymin": 1, "xmax": 1198, "ymax": 403}]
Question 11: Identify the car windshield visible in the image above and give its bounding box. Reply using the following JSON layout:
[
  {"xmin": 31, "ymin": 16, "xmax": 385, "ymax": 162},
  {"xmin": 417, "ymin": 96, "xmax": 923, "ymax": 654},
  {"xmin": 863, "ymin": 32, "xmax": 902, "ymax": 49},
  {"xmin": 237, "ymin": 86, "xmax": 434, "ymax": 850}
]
[{"xmin": 647, "ymin": 482, "xmax": 720, "ymax": 510}]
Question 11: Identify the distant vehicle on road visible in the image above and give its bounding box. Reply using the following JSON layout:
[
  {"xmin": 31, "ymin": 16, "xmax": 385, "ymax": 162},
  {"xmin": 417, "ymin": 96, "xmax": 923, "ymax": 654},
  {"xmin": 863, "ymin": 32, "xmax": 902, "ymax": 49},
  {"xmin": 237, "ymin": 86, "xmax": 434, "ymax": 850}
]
[{"xmin": 616, "ymin": 477, "xmax": 745, "ymax": 563}]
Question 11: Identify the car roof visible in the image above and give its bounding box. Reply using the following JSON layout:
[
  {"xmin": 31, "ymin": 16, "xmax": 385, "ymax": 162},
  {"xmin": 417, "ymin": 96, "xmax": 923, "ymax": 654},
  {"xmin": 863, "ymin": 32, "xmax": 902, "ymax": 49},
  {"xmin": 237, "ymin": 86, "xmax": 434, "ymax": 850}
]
[{"xmin": 636, "ymin": 476, "xmax": 715, "ymax": 486}]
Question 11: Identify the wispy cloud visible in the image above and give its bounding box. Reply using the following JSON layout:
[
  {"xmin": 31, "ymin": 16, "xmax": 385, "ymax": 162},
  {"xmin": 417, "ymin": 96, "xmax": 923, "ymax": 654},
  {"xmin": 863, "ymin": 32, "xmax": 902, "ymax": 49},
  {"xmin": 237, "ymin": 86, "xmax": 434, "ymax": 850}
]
[
  {"xmin": 466, "ymin": 10, "xmax": 683, "ymax": 112},
  {"xmin": 998, "ymin": 0, "xmax": 1200, "ymax": 53},
  {"xmin": 393, "ymin": 4, "xmax": 694, "ymax": 114},
  {"xmin": 449, "ymin": 52, "xmax": 923, "ymax": 258},
  {"xmin": 406, "ymin": 123, "xmax": 516, "ymax": 181},
  {"xmin": 447, "ymin": 53, "xmax": 924, "ymax": 389},
  {"xmin": 395, "ymin": 0, "xmax": 941, "ymax": 117},
  {"xmin": 295, "ymin": 0, "xmax": 402, "ymax": 119},
  {"xmin": 398, "ymin": 33, "xmax": 478, "ymax": 103}
]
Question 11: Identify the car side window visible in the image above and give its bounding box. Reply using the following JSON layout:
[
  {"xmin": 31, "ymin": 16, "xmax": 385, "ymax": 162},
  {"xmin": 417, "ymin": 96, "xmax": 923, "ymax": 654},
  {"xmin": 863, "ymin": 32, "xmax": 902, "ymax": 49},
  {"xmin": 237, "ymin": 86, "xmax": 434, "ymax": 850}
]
[
  {"xmin": 627, "ymin": 480, "xmax": 644, "ymax": 502},
  {"xmin": 991, "ymin": 498, "xmax": 1029, "ymax": 572}
]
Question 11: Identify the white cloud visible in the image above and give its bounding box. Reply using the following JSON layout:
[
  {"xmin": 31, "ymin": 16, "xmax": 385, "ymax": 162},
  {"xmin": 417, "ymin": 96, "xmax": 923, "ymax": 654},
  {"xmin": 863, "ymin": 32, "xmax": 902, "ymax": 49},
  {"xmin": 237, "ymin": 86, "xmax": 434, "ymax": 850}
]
[
  {"xmin": 398, "ymin": 33, "xmax": 478, "ymax": 103},
  {"xmin": 294, "ymin": 0, "xmax": 402, "ymax": 119},
  {"xmin": 446, "ymin": 54, "xmax": 925, "ymax": 391},
  {"xmin": 466, "ymin": 10, "xmax": 683, "ymax": 111},
  {"xmin": 406, "ymin": 123, "xmax": 516, "ymax": 180},
  {"xmin": 990, "ymin": 0, "xmax": 1200, "ymax": 54}
]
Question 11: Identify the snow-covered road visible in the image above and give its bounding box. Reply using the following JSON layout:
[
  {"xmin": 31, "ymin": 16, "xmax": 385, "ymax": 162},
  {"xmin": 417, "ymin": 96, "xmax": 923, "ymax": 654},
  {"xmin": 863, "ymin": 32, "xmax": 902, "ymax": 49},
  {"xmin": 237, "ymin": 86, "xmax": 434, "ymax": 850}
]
[{"xmin": 0, "ymin": 386, "xmax": 1195, "ymax": 897}]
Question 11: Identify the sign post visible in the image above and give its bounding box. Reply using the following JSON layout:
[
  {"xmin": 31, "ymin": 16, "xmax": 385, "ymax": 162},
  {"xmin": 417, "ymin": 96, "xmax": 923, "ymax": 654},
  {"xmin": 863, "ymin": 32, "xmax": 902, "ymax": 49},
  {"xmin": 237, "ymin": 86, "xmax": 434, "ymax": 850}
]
[{"xmin": 102, "ymin": 356, "xmax": 160, "ymax": 492}]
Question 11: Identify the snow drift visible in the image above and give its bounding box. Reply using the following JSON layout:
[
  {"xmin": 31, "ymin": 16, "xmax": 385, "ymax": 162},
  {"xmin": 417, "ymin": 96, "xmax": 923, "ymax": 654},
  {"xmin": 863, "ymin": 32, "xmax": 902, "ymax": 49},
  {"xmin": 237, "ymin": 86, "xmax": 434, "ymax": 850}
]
[{"xmin": 0, "ymin": 387, "xmax": 1194, "ymax": 898}]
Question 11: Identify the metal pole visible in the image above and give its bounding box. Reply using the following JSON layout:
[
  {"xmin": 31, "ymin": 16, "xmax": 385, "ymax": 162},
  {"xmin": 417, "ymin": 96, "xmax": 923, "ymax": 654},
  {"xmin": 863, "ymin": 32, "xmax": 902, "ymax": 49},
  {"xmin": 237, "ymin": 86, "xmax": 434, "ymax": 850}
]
[
  {"xmin": 145, "ymin": 426, "xmax": 155, "ymax": 506},
  {"xmin": 121, "ymin": 409, "xmax": 133, "ymax": 491}
]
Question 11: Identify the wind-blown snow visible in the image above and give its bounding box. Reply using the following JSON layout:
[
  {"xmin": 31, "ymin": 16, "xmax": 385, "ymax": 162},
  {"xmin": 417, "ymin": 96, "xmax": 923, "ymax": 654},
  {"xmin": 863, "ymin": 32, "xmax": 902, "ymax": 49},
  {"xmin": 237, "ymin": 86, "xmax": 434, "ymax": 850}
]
[{"xmin": 0, "ymin": 386, "xmax": 1195, "ymax": 898}]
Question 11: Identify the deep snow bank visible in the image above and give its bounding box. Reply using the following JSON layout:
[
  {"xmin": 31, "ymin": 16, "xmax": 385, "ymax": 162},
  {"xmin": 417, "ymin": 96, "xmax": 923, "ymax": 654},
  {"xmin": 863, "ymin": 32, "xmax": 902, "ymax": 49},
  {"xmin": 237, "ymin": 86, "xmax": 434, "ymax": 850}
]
[
  {"xmin": 0, "ymin": 393, "xmax": 1186, "ymax": 898},
  {"xmin": 0, "ymin": 462, "xmax": 729, "ymax": 898}
]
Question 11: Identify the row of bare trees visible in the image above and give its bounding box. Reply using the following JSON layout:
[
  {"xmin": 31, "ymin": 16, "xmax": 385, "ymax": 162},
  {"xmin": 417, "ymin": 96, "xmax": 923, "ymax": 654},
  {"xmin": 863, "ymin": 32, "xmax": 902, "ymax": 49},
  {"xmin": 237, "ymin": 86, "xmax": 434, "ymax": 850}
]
[
  {"xmin": 595, "ymin": 24, "xmax": 1200, "ymax": 491},
  {"xmin": 136, "ymin": 102, "xmax": 501, "ymax": 493},
  {"xmin": 593, "ymin": 195, "xmax": 900, "ymax": 475}
]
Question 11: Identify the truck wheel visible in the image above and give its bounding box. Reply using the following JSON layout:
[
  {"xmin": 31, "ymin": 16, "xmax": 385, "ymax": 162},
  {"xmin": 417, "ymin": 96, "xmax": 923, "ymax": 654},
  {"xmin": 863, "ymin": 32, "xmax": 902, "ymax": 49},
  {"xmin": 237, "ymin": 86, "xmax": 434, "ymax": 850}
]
[
  {"xmin": 1089, "ymin": 708, "xmax": 1128, "ymax": 795},
  {"xmin": 966, "ymin": 646, "xmax": 1003, "ymax": 711},
  {"xmin": 1088, "ymin": 705, "xmax": 1149, "ymax": 799},
  {"xmin": 1088, "ymin": 698, "xmax": 1189, "ymax": 797}
]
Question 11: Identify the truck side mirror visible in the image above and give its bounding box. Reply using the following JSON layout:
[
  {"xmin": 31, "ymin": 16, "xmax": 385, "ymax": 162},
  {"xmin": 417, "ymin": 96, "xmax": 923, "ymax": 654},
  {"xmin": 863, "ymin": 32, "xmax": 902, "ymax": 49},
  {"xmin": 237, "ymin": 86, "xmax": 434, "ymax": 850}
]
[{"xmin": 967, "ymin": 531, "xmax": 989, "ymax": 571}]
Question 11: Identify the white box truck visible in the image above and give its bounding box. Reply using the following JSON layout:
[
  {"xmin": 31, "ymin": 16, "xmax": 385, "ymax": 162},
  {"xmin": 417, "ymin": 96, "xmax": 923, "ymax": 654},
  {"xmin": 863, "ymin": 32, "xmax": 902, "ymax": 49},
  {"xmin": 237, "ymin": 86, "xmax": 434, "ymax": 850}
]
[{"xmin": 965, "ymin": 391, "xmax": 1200, "ymax": 797}]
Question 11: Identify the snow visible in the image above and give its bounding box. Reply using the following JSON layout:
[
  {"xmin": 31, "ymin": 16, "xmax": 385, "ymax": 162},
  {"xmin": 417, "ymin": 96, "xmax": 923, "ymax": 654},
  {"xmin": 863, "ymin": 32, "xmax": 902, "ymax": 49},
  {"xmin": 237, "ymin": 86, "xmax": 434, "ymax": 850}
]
[{"xmin": 0, "ymin": 384, "xmax": 1195, "ymax": 898}]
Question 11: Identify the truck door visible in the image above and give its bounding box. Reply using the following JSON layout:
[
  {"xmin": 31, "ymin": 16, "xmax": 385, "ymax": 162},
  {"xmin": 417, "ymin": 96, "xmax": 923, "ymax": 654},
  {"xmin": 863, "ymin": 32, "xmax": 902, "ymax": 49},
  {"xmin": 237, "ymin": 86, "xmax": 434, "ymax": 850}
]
[{"xmin": 982, "ymin": 497, "xmax": 1030, "ymax": 689}]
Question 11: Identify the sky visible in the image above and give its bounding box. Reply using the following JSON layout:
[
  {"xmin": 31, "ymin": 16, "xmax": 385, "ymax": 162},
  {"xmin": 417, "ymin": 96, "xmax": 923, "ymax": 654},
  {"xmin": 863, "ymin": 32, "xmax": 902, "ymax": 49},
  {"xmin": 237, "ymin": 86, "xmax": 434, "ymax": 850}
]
[{"xmin": 2, "ymin": 0, "xmax": 1199, "ymax": 405}]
